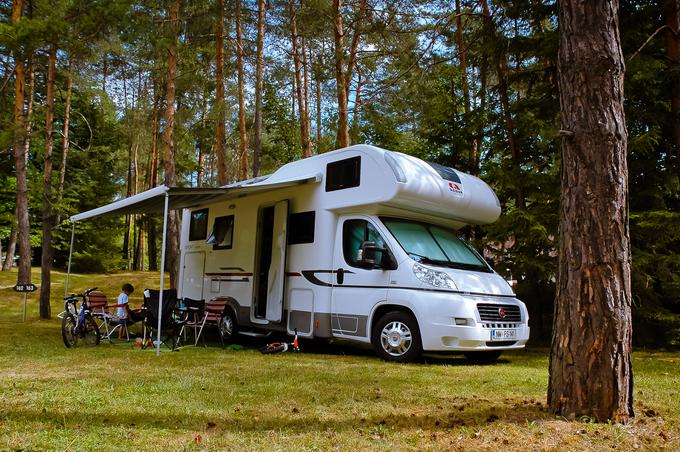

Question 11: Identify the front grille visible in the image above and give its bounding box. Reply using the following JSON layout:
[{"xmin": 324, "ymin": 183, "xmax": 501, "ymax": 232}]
[{"xmin": 477, "ymin": 303, "xmax": 521, "ymax": 322}]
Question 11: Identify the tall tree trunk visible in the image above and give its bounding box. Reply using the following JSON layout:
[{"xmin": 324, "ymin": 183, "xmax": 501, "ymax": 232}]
[
  {"xmin": 664, "ymin": 0, "xmax": 680, "ymax": 158},
  {"xmin": 300, "ymin": 0, "xmax": 312, "ymax": 156},
  {"xmin": 215, "ymin": 0, "xmax": 228, "ymax": 185},
  {"xmin": 55, "ymin": 57, "xmax": 74, "ymax": 226},
  {"xmin": 289, "ymin": 0, "xmax": 311, "ymax": 157},
  {"xmin": 147, "ymin": 83, "xmax": 160, "ymax": 271},
  {"xmin": 12, "ymin": 0, "xmax": 31, "ymax": 285},
  {"xmin": 197, "ymin": 92, "xmax": 207, "ymax": 187},
  {"xmin": 332, "ymin": 0, "xmax": 349, "ymax": 148},
  {"xmin": 235, "ymin": 0, "xmax": 249, "ymax": 180},
  {"xmin": 351, "ymin": 68, "xmax": 362, "ymax": 140},
  {"xmin": 253, "ymin": 0, "xmax": 266, "ymax": 176},
  {"xmin": 315, "ymin": 43, "xmax": 322, "ymax": 150},
  {"xmin": 39, "ymin": 43, "xmax": 57, "ymax": 319},
  {"xmin": 480, "ymin": 0, "xmax": 522, "ymax": 206},
  {"xmin": 455, "ymin": 0, "xmax": 477, "ymax": 170},
  {"xmin": 162, "ymin": 0, "xmax": 181, "ymax": 288},
  {"xmin": 548, "ymin": 0, "xmax": 633, "ymax": 422}
]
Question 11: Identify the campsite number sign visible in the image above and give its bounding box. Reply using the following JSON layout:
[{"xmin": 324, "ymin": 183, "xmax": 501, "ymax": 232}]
[
  {"xmin": 14, "ymin": 283, "xmax": 38, "ymax": 292},
  {"xmin": 14, "ymin": 283, "xmax": 37, "ymax": 322}
]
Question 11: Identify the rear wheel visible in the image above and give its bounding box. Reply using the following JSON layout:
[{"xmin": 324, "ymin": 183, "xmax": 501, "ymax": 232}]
[
  {"xmin": 372, "ymin": 311, "xmax": 422, "ymax": 363},
  {"xmin": 219, "ymin": 309, "xmax": 237, "ymax": 342},
  {"xmin": 61, "ymin": 314, "xmax": 78, "ymax": 348},
  {"xmin": 464, "ymin": 351, "xmax": 502, "ymax": 363},
  {"xmin": 81, "ymin": 314, "xmax": 101, "ymax": 346}
]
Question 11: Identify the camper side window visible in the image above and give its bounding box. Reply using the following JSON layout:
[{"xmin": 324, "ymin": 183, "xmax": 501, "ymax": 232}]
[
  {"xmin": 206, "ymin": 215, "xmax": 234, "ymax": 250},
  {"xmin": 326, "ymin": 156, "xmax": 361, "ymax": 191},
  {"xmin": 189, "ymin": 209, "xmax": 209, "ymax": 241},
  {"xmin": 343, "ymin": 219, "xmax": 388, "ymax": 268},
  {"xmin": 288, "ymin": 211, "xmax": 315, "ymax": 244}
]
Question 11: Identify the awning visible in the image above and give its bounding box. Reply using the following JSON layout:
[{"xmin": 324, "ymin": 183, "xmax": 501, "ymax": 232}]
[{"xmin": 69, "ymin": 173, "xmax": 322, "ymax": 222}]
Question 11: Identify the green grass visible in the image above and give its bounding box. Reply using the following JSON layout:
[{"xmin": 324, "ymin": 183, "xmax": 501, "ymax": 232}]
[{"xmin": 1, "ymin": 269, "xmax": 679, "ymax": 450}]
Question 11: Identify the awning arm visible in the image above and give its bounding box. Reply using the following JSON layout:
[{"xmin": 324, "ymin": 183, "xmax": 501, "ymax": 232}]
[
  {"xmin": 65, "ymin": 222, "xmax": 75, "ymax": 297},
  {"xmin": 156, "ymin": 192, "xmax": 170, "ymax": 356}
]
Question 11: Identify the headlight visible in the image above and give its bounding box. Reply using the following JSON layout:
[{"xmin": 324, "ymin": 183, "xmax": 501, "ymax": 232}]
[{"xmin": 413, "ymin": 263, "xmax": 458, "ymax": 290}]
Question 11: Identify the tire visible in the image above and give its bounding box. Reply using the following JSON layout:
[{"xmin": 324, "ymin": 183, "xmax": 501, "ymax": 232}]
[
  {"xmin": 218, "ymin": 308, "xmax": 237, "ymax": 342},
  {"xmin": 81, "ymin": 314, "xmax": 101, "ymax": 346},
  {"xmin": 372, "ymin": 311, "xmax": 422, "ymax": 363},
  {"xmin": 61, "ymin": 314, "xmax": 78, "ymax": 348},
  {"xmin": 464, "ymin": 350, "xmax": 502, "ymax": 363},
  {"xmin": 260, "ymin": 343, "xmax": 288, "ymax": 354}
]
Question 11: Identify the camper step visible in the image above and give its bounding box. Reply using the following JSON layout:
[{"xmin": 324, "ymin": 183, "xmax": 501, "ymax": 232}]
[{"xmin": 238, "ymin": 330, "xmax": 273, "ymax": 338}]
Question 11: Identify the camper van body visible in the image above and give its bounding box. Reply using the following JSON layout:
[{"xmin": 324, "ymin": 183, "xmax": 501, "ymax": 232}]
[{"xmin": 178, "ymin": 145, "xmax": 529, "ymax": 360}]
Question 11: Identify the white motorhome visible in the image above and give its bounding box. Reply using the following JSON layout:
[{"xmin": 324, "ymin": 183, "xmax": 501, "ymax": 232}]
[{"xmin": 178, "ymin": 144, "xmax": 529, "ymax": 361}]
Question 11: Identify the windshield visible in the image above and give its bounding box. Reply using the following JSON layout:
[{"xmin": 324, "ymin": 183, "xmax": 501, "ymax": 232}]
[{"xmin": 380, "ymin": 217, "xmax": 491, "ymax": 272}]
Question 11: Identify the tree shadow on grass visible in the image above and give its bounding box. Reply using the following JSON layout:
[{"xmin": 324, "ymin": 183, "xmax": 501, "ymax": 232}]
[{"xmin": 0, "ymin": 400, "xmax": 552, "ymax": 435}]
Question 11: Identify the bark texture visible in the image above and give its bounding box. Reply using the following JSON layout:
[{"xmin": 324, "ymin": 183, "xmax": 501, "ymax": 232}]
[
  {"xmin": 253, "ymin": 0, "xmax": 266, "ymax": 176},
  {"xmin": 289, "ymin": 0, "xmax": 311, "ymax": 157},
  {"xmin": 12, "ymin": 0, "xmax": 31, "ymax": 285},
  {"xmin": 664, "ymin": 0, "xmax": 680, "ymax": 158},
  {"xmin": 162, "ymin": 0, "xmax": 181, "ymax": 288},
  {"xmin": 39, "ymin": 44, "xmax": 57, "ymax": 319},
  {"xmin": 333, "ymin": 0, "xmax": 349, "ymax": 148},
  {"xmin": 235, "ymin": 0, "xmax": 248, "ymax": 180},
  {"xmin": 548, "ymin": 0, "xmax": 634, "ymax": 422},
  {"xmin": 55, "ymin": 57, "xmax": 74, "ymax": 226},
  {"xmin": 215, "ymin": 0, "xmax": 228, "ymax": 185}
]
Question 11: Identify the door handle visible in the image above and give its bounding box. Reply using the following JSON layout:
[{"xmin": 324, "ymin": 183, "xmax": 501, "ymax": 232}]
[{"xmin": 336, "ymin": 268, "xmax": 345, "ymax": 285}]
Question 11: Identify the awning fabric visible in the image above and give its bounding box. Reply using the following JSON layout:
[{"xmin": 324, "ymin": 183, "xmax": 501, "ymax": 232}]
[{"xmin": 69, "ymin": 174, "xmax": 321, "ymax": 222}]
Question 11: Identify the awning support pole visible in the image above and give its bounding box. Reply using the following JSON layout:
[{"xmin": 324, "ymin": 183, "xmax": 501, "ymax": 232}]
[
  {"xmin": 65, "ymin": 222, "xmax": 75, "ymax": 297},
  {"xmin": 157, "ymin": 192, "xmax": 170, "ymax": 356}
]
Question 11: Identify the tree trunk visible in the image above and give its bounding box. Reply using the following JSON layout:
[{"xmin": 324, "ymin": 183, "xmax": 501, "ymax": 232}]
[
  {"xmin": 55, "ymin": 57, "xmax": 74, "ymax": 226},
  {"xmin": 289, "ymin": 0, "xmax": 311, "ymax": 157},
  {"xmin": 664, "ymin": 0, "xmax": 680, "ymax": 158},
  {"xmin": 235, "ymin": 0, "xmax": 249, "ymax": 180},
  {"xmin": 215, "ymin": 0, "xmax": 228, "ymax": 185},
  {"xmin": 197, "ymin": 93, "xmax": 207, "ymax": 187},
  {"xmin": 162, "ymin": 0, "xmax": 181, "ymax": 288},
  {"xmin": 548, "ymin": 0, "xmax": 633, "ymax": 422},
  {"xmin": 351, "ymin": 68, "xmax": 362, "ymax": 140},
  {"xmin": 39, "ymin": 43, "xmax": 57, "ymax": 319},
  {"xmin": 12, "ymin": 0, "xmax": 31, "ymax": 285},
  {"xmin": 147, "ymin": 83, "xmax": 160, "ymax": 271},
  {"xmin": 480, "ymin": 0, "xmax": 522, "ymax": 206},
  {"xmin": 333, "ymin": 0, "xmax": 349, "ymax": 148},
  {"xmin": 455, "ymin": 0, "xmax": 477, "ymax": 170},
  {"xmin": 315, "ymin": 43, "xmax": 322, "ymax": 150},
  {"xmin": 300, "ymin": 0, "xmax": 312, "ymax": 157},
  {"xmin": 253, "ymin": 0, "xmax": 266, "ymax": 176}
]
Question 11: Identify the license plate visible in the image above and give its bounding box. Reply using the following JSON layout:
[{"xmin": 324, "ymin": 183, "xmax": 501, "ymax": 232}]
[{"xmin": 491, "ymin": 329, "xmax": 517, "ymax": 341}]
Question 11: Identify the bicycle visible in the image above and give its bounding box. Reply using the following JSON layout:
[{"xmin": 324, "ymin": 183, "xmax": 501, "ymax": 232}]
[{"xmin": 60, "ymin": 287, "xmax": 101, "ymax": 348}]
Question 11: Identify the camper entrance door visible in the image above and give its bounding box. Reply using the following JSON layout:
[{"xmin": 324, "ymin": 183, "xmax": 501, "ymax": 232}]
[{"xmin": 253, "ymin": 200, "xmax": 289, "ymax": 323}]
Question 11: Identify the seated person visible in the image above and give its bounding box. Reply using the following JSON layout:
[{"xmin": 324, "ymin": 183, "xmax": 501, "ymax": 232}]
[{"xmin": 117, "ymin": 283, "xmax": 135, "ymax": 339}]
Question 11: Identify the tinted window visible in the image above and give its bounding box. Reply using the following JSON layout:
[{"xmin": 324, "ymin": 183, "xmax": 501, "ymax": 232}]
[
  {"xmin": 326, "ymin": 156, "xmax": 361, "ymax": 192},
  {"xmin": 427, "ymin": 161, "xmax": 461, "ymax": 183},
  {"xmin": 206, "ymin": 215, "xmax": 234, "ymax": 250},
  {"xmin": 189, "ymin": 209, "xmax": 209, "ymax": 241},
  {"xmin": 343, "ymin": 219, "xmax": 388, "ymax": 268},
  {"xmin": 288, "ymin": 211, "xmax": 315, "ymax": 245}
]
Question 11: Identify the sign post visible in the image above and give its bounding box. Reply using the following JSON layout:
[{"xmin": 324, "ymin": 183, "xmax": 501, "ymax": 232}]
[{"xmin": 14, "ymin": 284, "xmax": 38, "ymax": 322}]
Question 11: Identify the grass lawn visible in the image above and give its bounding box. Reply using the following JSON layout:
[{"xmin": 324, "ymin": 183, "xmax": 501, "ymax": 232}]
[{"xmin": 1, "ymin": 269, "xmax": 678, "ymax": 450}]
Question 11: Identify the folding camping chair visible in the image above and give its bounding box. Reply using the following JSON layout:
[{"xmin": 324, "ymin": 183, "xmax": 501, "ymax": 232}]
[
  {"xmin": 194, "ymin": 298, "xmax": 229, "ymax": 347},
  {"xmin": 88, "ymin": 291, "xmax": 136, "ymax": 342},
  {"xmin": 174, "ymin": 298, "xmax": 205, "ymax": 347},
  {"xmin": 142, "ymin": 289, "xmax": 185, "ymax": 350}
]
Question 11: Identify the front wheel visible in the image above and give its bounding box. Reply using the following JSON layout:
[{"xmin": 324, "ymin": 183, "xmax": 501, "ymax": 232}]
[
  {"xmin": 81, "ymin": 314, "xmax": 101, "ymax": 346},
  {"xmin": 61, "ymin": 314, "xmax": 78, "ymax": 348},
  {"xmin": 372, "ymin": 311, "xmax": 422, "ymax": 363}
]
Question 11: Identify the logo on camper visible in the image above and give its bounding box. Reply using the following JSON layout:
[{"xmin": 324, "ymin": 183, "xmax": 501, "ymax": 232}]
[
  {"xmin": 498, "ymin": 307, "xmax": 506, "ymax": 319},
  {"xmin": 448, "ymin": 181, "xmax": 464, "ymax": 197}
]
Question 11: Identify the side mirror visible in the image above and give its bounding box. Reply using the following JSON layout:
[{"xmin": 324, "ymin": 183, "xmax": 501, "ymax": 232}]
[{"xmin": 359, "ymin": 241, "xmax": 396, "ymax": 270}]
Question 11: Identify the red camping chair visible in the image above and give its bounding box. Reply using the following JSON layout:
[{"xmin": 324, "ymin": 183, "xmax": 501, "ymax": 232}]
[
  {"xmin": 88, "ymin": 292, "xmax": 134, "ymax": 342},
  {"xmin": 194, "ymin": 299, "xmax": 229, "ymax": 347}
]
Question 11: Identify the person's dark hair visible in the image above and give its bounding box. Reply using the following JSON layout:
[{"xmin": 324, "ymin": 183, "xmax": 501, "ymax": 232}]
[{"xmin": 122, "ymin": 283, "xmax": 134, "ymax": 294}]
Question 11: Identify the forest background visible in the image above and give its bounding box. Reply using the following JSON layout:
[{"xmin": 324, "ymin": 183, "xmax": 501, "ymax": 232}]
[{"xmin": 0, "ymin": 0, "xmax": 678, "ymax": 347}]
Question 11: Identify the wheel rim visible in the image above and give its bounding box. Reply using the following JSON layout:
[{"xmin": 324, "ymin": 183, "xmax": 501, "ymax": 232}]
[
  {"xmin": 380, "ymin": 321, "xmax": 412, "ymax": 357},
  {"xmin": 220, "ymin": 315, "xmax": 233, "ymax": 338}
]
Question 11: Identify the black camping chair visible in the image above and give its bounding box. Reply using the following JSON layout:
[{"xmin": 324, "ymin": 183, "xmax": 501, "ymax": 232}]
[{"xmin": 142, "ymin": 289, "xmax": 185, "ymax": 350}]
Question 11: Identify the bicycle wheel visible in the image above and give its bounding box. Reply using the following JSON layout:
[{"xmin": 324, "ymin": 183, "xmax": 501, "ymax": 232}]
[
  {"xmin": 81, "ymin": 314, "xmax": 101, "ymax": 346},
  {"xmin": 61, "ymin": 313, "xmax": 78, "ymax": 348},
  {"xmin": 259, "ymin": 343, "xmax": 288, "ymax": 354}
]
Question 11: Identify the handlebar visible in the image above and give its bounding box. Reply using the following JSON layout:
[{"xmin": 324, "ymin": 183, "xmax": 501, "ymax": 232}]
[
  {"xmin": 64, "ymin": 287, "xmax": 98, "ymax": 301},
  {"xmin": 85, "ymin": 287, "xmax": 98, "ymax": 295}
]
